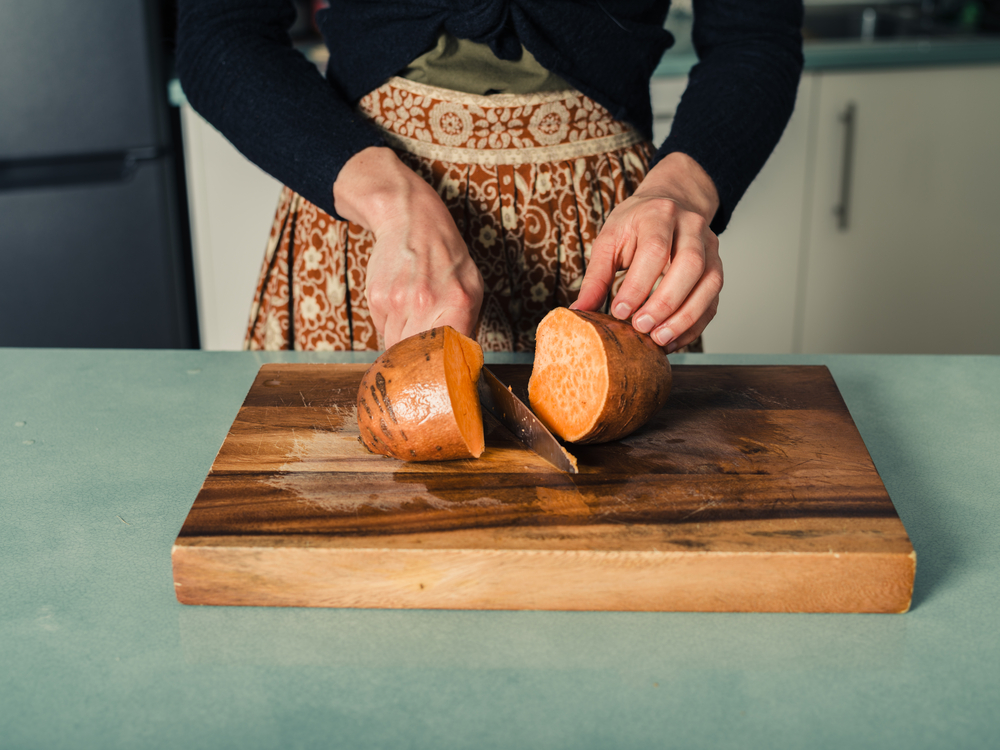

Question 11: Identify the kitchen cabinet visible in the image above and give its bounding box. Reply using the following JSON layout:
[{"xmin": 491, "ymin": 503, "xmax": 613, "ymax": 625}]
[
  {"xmin": 651, "ymin": 76, "xmax": 814, "ymax": 355},
  {"xmin": 655, "ymin": 63, "xmax": 1000, "ymax": 354},
  {"xmin": 799, "ymin": 64, "xmax": 1000, "ymax": 354},
  {"xmin": 180, "ymin": 104, "xmax": 283, "ymax": 351}
]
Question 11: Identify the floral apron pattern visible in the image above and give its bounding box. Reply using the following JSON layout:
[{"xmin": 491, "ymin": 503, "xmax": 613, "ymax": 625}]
[{"xmin": 245, "ymin": 77, "xmax": 701, "ymax": 353}]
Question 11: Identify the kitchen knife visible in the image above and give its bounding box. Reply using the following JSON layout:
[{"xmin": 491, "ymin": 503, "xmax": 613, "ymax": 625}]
[{"xmin": 477, "ymin": 367, "xmax": 579, "ymax": 474}]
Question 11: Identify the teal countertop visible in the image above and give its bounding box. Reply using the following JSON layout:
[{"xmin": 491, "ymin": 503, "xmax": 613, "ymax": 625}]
[
  {"xmin": 3, "ymin": 349, "xmax": 999, "ymax": 749},
  {"xmin": 655, "ymin": 36, "xmax": 1000, "ymax": 77}
]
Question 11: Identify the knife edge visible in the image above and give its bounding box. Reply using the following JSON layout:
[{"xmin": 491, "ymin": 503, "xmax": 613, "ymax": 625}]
[{"xmin": 478, "ymin": 367, "xmax": 579, "ymax": 474}]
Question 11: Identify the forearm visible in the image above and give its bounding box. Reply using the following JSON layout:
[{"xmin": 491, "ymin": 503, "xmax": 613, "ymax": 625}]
[
  {"xmin": 658, "ymin": 0, "xmax": 804, "ymax": 233},
  {"xmin": 333, "ymin": 147, "xmax": 430, "ymax": 232},
  {"xmin": 176, "ymin": 0, "xmax": 384, "ymax": 217},
  {"xmin": 634, "ymin": 152, "xmax": 720, "ymax": 226}
]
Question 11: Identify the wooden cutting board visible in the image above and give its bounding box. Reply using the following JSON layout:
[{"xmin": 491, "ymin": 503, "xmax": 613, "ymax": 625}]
[{"xmin": 172, "ymin": 364, "xmax": 915, "ymax": 612}]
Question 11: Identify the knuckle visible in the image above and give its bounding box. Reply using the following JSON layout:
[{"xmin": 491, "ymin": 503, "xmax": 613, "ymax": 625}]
[
  {"xmin": 706, "ymin": 298, "xmax": 720, "ymax": 323},
  {"xmin": 641, "ymin": 236, "xmax": 672, "ymax": 264},
  {"xmin": 365, "ymin": 284, "xmax": 387, "ymax": 311},
  {"xmin": 592, "ymin": 225, "xmax": 626, "ymax": 256},
  {"xmin": 614, "ymin": 281, "xmax": 641, "ymax": 302},
  {"xmin": 705, "ymin": 269, "xmax": 724, "ymax": 297},
  {"xmin": 685, "ymin": 213, "xmax": 710, "ymax": 235},
  {"xmin": 675, "ymin": 250, "xmax": 706, "ymax": 278},
  {"xmin": 650, "ymin": 197, "xmax": 680, "ymax": 219},
  {"xmin": 385, "ymin": 286, "xmax": 405, "ymax": 310},
  {"xmin": 468, "ymin": 273, "xmax": 486, "ymax": 297},
  {"xmin": 706, "ymin": 230, "xmax": 721, "ymax": 252},
  {"xmin": 404, "ymin": 282, "xmax": 432, "ymax": 312},
  {"xmin": 642, "ymin": 297, "xmax": 676, "ymax": 321},
  {"xmin": 450, "ymin": 286, "xmax": 477, "ymax": 310},
  {"xmin": 671, "ymin": 308, "xmax": 698, "ymax": 333},
  {"xmin": 579, "ymin": 274, "xmax": 607, "ymax": 293}
]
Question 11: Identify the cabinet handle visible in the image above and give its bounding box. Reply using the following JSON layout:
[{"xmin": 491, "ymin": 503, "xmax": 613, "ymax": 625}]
[{"xmin": 834, "ymin": 102, "xmax": 856, "ymax": 231}]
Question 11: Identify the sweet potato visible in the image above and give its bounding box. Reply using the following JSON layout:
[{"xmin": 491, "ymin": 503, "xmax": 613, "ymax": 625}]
[
  {"xmin": 527, "ymin": 308, "xmax": 672, "ymax": 443},
  {"xmin": 357, "ymin": 326, "xmax": 485, "ymax": 461}
]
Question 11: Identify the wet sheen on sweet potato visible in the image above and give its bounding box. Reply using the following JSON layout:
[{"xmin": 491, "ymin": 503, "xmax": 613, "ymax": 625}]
[{"xmin": 357, "ymin": 326, "xmax": 485, "ymax": 461}]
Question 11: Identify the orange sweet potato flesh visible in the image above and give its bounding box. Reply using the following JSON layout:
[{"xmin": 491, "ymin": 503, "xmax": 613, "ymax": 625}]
[
  {"xmin": 357, "ymin": 326, "xmax": 485, "ymax": 461},
  {"xmin": 528, "ymin": 308, "xmax": 672, "ymax": 443}
]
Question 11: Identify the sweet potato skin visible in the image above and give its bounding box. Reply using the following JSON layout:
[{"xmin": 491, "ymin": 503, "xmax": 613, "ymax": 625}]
[
  {"xmin": 356, "ymin": 327, "xmax": 483, "ymax": 461},
  {"xmin": 530, "ymin": 309, "xmax": 672, "ymax": 444}
]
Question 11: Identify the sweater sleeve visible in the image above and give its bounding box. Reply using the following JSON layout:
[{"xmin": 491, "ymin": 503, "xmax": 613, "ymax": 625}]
[
  {"xmin": 656, "ymin": 0, "xmax": 804, "ymax": 234},
  {"xmin": 175, "ymin": 0, "xmax": 386, "ymax": 218}
]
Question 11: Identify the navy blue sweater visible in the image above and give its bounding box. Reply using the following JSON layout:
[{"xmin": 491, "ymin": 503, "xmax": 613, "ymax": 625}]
[{"xmin": 176, "ymin": 0, "xmax": 803, "ymax": 233}]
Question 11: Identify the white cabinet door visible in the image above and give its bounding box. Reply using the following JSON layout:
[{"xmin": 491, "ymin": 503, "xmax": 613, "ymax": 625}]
[
  {"xmin": 649, "ymin": 76, "xmax": 813, "ymax": 354},
  {"xmin": 799, "ymin": 65, "xmax": 1000, "ymax": 354},
  {"xmin": 706, "ymin": 76, "xmax": 813, "ymax": 354},
  {"xmin": 181, "ymin": 105, "xmax": 283, "ymax": 351}
]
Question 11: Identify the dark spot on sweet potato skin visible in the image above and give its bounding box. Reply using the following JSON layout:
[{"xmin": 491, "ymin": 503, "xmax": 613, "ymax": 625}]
[
  {"xmin": 375, "ymin": 371, "xmax": 398, "ymax": 423},
  {"xmin": 359, "ymin": 397, "xmax": 374, "ymax": 421}
]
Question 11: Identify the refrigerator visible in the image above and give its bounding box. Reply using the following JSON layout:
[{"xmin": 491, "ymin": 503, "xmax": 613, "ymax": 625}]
[{"xmin": 0, "ymin": 0, "xmax": 198, "ymax": 348}]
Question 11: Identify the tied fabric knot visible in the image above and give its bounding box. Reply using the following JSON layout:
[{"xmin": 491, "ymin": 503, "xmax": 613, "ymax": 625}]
[{"xmin": 442, "ymin": 0, "xmax": 522, "ymax": 59}]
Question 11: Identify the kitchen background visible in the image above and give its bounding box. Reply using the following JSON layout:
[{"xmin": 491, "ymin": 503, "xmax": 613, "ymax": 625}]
[{"xmin": 2, "ymin": 0, "xmax": 998, "ymax": 353}]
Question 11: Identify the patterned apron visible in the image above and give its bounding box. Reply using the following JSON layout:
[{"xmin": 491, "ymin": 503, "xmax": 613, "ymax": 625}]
[{"xmin": 244, "ymin": 76, "xmax": 700, "ymax": 353}]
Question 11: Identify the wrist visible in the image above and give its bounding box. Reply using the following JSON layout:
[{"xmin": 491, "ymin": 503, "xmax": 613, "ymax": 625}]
[
  {"xmin": 332, "ymin": 146, "xmax": 424, "ymax": 233},
  {"xmin": 637, "ymin": 152, "xmax": 720, "ymax": 225}
]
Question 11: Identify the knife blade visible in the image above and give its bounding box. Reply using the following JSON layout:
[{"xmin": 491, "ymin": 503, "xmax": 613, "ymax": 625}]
[{"xmin": 477, "ymin": 367, "xmax": 578, "ymax": 474}]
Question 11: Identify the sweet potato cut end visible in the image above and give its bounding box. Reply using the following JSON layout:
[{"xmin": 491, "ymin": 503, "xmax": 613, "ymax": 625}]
[
  {"xmin": 444, "ymin": 327, "xmax": 486, "ymax": 458},
  {"xmin": 528, "ymin": 308, "xmax": 609, "ymax": 442}
]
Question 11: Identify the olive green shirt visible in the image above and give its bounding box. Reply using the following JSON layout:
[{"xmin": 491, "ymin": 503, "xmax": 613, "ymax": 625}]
[{"xmin": 401, "ymin": 33, "xmax": 571, "ymax": 95}]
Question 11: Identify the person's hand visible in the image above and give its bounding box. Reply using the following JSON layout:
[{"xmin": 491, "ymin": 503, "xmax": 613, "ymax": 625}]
[
  {"xmin": 571, "ymin": 152, "xmax": 722, "ymax": 352},
  {"xmin": 333, "ymin": 147, "xmax": 484, "ymax": 348}
]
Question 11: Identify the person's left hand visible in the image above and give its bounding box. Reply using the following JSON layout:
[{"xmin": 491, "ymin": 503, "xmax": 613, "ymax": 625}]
[{"xmin": 571, "ymin": 152, "xmax": 722, "ymax": 352}]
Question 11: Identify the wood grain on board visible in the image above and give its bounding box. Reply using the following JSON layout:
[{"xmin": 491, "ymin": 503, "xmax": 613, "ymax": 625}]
[{"xmin": 172, "ymin": 364, "xmax": 915, "ymax": 612}]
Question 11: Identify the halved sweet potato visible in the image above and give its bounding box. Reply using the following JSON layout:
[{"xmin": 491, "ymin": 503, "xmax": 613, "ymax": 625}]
[
  {"xmin": 357, "ymin": 326, "xmax": 485, "ymax": 461},
  {"xmin": 527, "ymin": 308, "xmax": 672, "ymax": 443}
]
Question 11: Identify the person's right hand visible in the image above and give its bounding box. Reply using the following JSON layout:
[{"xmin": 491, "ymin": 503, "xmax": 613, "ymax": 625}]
[{"xmin": 333, "ymin": 147, "xmax": 484, "ymax": 348}]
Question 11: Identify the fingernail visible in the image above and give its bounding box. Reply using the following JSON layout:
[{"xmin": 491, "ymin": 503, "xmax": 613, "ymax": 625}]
[
  {"xmin": 634, "ymin": 314, "xmax": 655, "ymax": 333},
  {"xmin": 652, "ymin": 327, "xmax": 673, "ymax": 346},
  {"xmin": 613, "ymin": 302, "xmax": 631, "ymax": 319}
]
